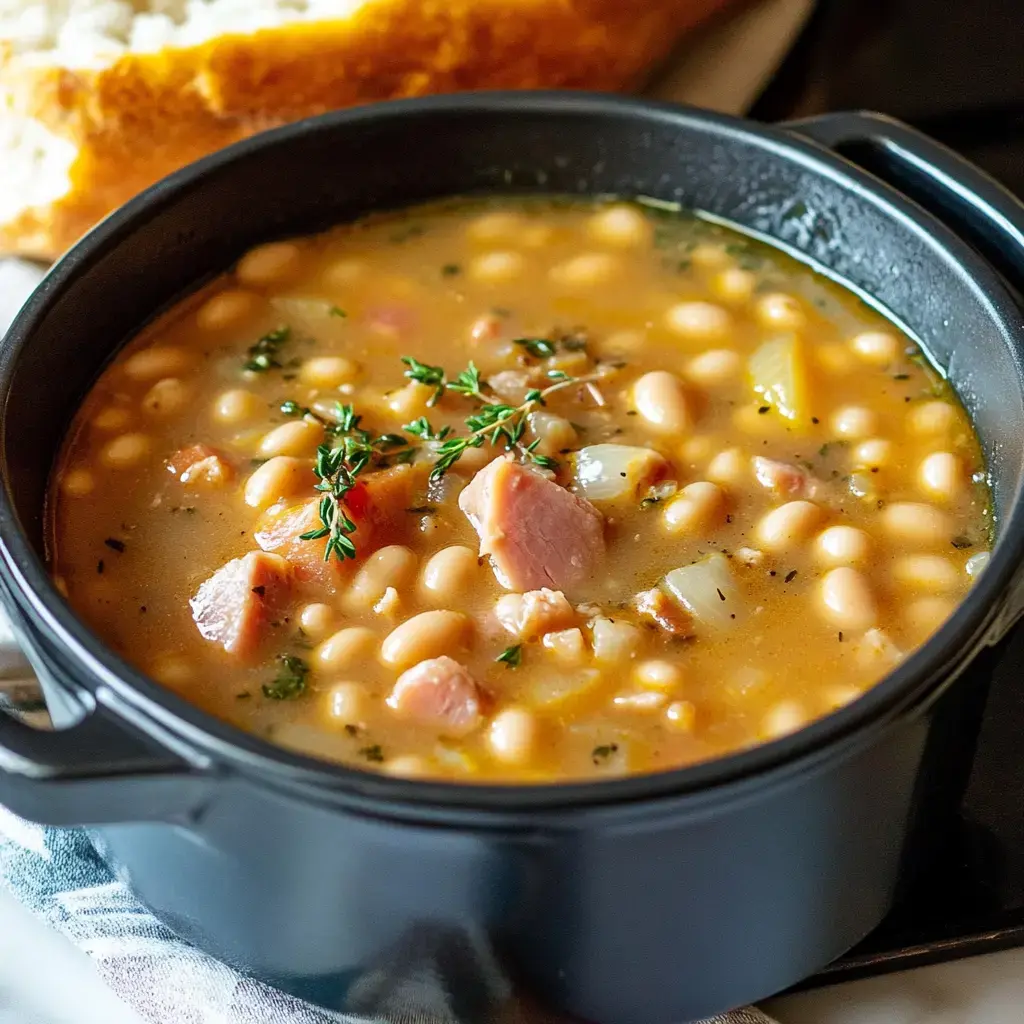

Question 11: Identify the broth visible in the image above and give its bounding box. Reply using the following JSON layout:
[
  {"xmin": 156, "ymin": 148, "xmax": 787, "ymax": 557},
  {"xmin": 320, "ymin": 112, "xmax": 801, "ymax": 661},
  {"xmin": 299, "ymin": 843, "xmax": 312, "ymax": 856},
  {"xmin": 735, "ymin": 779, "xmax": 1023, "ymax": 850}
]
[{"xmin": 48, "ymin": 197, "xmax": 992, "ymax": 781}]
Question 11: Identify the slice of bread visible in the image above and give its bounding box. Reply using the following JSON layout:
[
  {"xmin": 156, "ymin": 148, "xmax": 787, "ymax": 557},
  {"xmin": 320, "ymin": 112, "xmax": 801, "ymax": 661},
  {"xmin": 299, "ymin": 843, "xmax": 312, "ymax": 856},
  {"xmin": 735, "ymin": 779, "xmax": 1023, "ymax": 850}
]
[{"xmin": 0, "ymin": 0, "xmax": 732, "ymax": 260}]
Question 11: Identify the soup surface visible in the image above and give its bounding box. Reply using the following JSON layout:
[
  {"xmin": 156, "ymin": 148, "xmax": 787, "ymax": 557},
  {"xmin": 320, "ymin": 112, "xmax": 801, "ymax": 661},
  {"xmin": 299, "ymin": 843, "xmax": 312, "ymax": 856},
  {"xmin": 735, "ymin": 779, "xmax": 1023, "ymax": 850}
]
[{"xmin": 49, "ymin": 197, "xmax": 992, "ymax": 781}]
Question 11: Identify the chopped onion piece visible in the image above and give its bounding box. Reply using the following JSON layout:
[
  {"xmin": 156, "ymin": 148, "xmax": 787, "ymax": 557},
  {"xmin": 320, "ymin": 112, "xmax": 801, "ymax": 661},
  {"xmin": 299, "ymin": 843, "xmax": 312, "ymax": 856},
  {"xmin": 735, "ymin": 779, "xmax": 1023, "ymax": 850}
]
[
  {"xmin": 573, "ymin": 444, "xmax": 668, "ymax": 502},
  {"xmin": 661, "ymin": 553, "xmax": 743, "ymax": 629}
]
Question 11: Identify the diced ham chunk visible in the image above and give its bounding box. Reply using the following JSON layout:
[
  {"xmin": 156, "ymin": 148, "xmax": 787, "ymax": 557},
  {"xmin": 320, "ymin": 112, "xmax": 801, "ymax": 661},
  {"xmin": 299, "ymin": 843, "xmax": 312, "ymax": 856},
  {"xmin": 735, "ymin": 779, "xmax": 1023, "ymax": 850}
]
[
  {"xmin": 254, "ymin": 498, "xmax": 350, "ymax": 591},
  {"xmin": 386, "ymin": 656, "xmax": 483, "ymax": 737},
  {"xmin": 494, "ymin": 588, "xmax": 575, "ymax": 640},
  {"xmin": 752, "ymin": 456, "xmax": 823, "ymax": 500},
  {"xmin": 459, "ymin": 457, "xmax": 605, "ymax": 592},
  {"xmin": 636, "ymin": 588, "xmax": 694, "ymax": 637},
  {"xmin": 168, "ymin": 443, "xmax": 232, "ymax": 487},
  {"xmin": 190, "ymin": 551, "xmax": 292, "ymax": 658},
  {"xmin": 345, "ymin": 464, "xmax": 416, "ymax": 547}
]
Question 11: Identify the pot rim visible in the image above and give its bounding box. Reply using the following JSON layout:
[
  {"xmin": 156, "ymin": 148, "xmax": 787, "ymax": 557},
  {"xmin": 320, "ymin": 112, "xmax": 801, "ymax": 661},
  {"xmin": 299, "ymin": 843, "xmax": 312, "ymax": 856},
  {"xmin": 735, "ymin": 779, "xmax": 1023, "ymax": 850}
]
[{"xmin": 1, "ymin": 91, "xmax": 1022, "ymax": 815}]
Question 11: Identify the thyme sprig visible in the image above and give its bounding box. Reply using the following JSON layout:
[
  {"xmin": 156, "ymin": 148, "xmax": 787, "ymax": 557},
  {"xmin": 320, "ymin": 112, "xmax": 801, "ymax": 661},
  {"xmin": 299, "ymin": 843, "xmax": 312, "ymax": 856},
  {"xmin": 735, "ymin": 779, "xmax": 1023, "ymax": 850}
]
[
  {"xmin": 294, "ymin": 403, "xmax": 401, "ymax": 562},
  {"xmin": 420, "ymin": 365, "xmax": 600, "ymax": 481}
]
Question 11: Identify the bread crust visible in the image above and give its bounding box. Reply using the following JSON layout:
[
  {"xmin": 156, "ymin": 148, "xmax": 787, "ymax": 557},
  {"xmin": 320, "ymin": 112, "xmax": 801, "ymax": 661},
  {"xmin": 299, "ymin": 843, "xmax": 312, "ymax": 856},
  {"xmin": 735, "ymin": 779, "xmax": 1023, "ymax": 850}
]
[{"xmin": 0, "ymin": 0, "xmax": 732, "ymax": 259}]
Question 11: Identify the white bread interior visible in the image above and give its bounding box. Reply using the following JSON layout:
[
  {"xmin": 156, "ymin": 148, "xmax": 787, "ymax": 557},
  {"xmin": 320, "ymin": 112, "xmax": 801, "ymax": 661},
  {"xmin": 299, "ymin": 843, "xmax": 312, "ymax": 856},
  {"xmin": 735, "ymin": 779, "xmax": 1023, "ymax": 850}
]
[{"xmin": 0, "ymin": 0, "xmax": 732, "ymax": 259}]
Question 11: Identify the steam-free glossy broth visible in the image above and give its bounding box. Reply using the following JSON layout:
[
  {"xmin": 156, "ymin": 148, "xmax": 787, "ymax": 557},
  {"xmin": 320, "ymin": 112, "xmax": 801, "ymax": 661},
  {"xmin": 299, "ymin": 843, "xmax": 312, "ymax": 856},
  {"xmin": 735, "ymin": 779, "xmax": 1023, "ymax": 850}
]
[{"xmin": 48, "ymin": 198, "xmax": 992, "ymax": 781}]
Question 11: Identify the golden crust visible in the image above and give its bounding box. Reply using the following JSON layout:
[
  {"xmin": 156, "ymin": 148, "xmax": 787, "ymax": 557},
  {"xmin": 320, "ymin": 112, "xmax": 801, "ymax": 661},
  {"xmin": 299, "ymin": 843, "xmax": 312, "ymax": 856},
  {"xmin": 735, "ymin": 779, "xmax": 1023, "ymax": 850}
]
[{"xmin": 0, "ymin": 0, "xmax": 733, "ymax": 259}]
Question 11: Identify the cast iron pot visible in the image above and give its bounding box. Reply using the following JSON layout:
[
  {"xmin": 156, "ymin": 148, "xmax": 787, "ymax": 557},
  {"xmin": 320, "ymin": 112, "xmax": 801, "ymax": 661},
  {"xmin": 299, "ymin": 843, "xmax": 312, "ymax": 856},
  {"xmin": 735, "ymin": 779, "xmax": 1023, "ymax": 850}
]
[{"xmin": 0, "ymin": 95, "xmax": 1024, "ymax": 1024}]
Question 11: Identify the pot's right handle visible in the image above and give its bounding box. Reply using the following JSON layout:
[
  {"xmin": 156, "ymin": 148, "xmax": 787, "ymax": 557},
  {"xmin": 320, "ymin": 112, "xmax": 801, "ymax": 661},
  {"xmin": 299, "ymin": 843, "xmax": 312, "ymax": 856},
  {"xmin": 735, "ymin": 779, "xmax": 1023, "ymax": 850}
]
[
  {"xmin": 782, "ymin": 111, "xmax": 1024, "ymax": 641},
  {"xmin": 781, "ymin": 111, "xmax": 1024, "ymax": 294}
]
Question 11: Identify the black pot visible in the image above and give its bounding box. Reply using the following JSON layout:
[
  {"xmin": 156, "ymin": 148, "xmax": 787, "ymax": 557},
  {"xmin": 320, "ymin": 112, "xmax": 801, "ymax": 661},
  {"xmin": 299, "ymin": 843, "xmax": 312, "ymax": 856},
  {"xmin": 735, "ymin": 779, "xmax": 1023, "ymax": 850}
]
[{"xmin": 1, "ymin": 95, "xmax": 1024, "ymax": 1024}]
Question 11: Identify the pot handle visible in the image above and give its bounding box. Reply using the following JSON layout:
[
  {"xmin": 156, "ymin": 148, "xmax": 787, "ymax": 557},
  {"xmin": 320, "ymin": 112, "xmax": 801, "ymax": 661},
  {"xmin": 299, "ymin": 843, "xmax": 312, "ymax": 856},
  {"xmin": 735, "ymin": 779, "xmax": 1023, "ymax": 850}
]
[
  {"xmin": 0, "ymin": 615, "xmax": 214, "ymax": 826},
  {"xmin": 0, "ymin": 699, "xmax": 213, "ymax": 826},
  {"xmin": 783, "ymin": 111, "xmax": 1024, "ymax": 641},
  {"xmin": 780, "ymin": 111, "xmax": 1024, "ymax": 293}
]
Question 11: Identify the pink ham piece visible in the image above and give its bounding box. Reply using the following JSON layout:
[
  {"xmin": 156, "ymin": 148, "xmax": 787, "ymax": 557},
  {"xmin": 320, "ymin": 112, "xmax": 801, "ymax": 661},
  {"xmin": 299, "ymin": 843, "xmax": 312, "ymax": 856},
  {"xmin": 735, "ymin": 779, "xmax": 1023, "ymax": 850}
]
[
  {"xmin": 753, "ymin": 456, "xmax": 824, "ymax": 500},
  {"xmin": 190, "ymin": 551, "xmax": 292, "ymax": 658},
  {"xmin": 459, "ymin": 457, "xmax": 605, "ymax": 592},
  {"xmin": 386, "ymin": 656, "xmax": 483, "ymax": 737}
]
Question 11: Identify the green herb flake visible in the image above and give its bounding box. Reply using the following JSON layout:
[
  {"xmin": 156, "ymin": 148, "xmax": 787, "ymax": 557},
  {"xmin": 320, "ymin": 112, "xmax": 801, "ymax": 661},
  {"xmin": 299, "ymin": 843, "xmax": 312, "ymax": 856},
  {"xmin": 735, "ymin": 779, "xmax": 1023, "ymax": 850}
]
[
  {"xmin": 591, "ymin": 743, "xmax": 619, "ymax": 764},
  {"xmin": 262, "ymin": 654, "xmax": 308, "ymax": 700},
  {"xmin": 514, "ymin": 337, "xmax": 557, "ymax": 359},
  {"xmin": 496, "ymin": 644, "xmax": 523, "ymax": 668},
  {"xmin": 951, "ymin": 535, "xmax": 974, "ymax": 550},
  {"xmin": 359, "ymin": 744, "xmax": 385, "ymax": 763},
  {"xmin": 243, "ymin": 326, "xmax": 291, "ymax": 373},
  {"xmin": 329, "ymin": 306, "xmax": 347, "ymax": 318},
  {"xmin": 441, "ymin": 263, "xmax": 462, "ymax": 277}
]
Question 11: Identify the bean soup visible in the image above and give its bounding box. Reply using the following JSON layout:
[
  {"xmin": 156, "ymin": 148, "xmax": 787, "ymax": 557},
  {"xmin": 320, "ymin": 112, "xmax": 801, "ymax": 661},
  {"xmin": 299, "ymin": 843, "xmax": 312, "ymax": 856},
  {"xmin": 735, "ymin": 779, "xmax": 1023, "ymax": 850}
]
[{"xmin": 48, "ymin": 198, "xmax": 993, "ymax": 781}]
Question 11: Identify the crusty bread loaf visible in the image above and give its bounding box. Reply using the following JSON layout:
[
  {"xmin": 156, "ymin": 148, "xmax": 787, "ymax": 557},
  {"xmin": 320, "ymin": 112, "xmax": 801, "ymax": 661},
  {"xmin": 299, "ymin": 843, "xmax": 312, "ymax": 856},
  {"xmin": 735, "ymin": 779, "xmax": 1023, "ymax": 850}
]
[{"xmin": 0, "ymin": 0, "xmax": 732, "ymax": 260}]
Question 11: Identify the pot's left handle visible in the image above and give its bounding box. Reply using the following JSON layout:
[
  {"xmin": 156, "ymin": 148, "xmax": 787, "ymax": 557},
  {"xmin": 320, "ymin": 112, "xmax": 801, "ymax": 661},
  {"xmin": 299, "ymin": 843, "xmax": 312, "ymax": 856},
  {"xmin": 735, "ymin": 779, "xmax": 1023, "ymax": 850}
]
[
  {"xmin": 0, "ymin": 696, "xmax": 214, "ymax": 826},
  {"xmin": 0, "ymin": 611, "xmax": 214, "ymax": 826}
]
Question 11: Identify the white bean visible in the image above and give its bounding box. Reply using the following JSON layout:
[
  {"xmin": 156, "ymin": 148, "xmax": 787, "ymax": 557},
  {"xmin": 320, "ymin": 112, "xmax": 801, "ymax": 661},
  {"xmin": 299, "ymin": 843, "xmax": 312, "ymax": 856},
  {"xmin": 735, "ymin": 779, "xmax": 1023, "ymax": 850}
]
[
  {"xmin": 908, "ymin": 400, "xmax": 956, "ymax": 436},
  {"xmin": 633, "ymin": 659, "xmax": 683, "ymax": 691},
  {"xmin": 466, "ymin": 211, "xmax": 525, "ymax": 243},
  {"xmin": 755, "ymin": 500, "xmax": 822, "ymax": 551},
  {"xmin": 123, "ymin": 346, "xmax": 191, "ymax": 381},
  {"xmin": 814, "ymin": 525, "xmax": 870, "ymax": 565},
  {"xmin": 235, "ymin": 241, "xmax": 301, "ymax": 286},
  {"xmin": 380, "ymin": 611, "xmax": 471, "ymax": 669},
  {"xmin": 685, "ymin": 349, "xmax": 741, "ymax": 386},
  {"xmin": 849, "ymin": 331, "xmax": 899, "ymax": 365},
  {"xmin": 258, "ymin": 419, "xmax": 324, "ymax": 458},
  {"xmin": 706, "ymin": 448, "xmax": 747, "ymax": 486},
  {"xmin": 632, "ymin": 370, "xmax": 691, "ymax": 435},
  {"xmin": 761, "ymin": 700, "xmax": 808, "ymax": 739},
  {"xmin": 141, "ymin": 377, "xmax": 189, "ymax": 416},
  {"xmin": 100, "ymin": 433, "xmax": 150, "ymax": 469},
  {"xmin": 419, "ymin": 545, "xmax": 479, "ymax": 603},
  {"xmin": 918, "ymin": 452, "xmax": 963, "ymax": 502},
  {"xmin": 662, "ymin": 481, "xmax": 725, "ymax": 534},
  {"xmin": 213, "ymin": 388, "xmax": 260, "ymax": 424},
  {"xmin": 755, "ymin": 292, "xmax": 806, "ymax": 330},
  {"xmin": 851, "ymin": 438, "xmax": 892, "ymax": 468},
  {"xmin": 324, "ymin": 682, "xmax": 369, "ymax": 726},
  {"xmin": 385, "ymin": 381, "xmax": 434, "ymax": 419},
  {"xmin": 831, "ymin": 405, "xmax": 877, "ymax": 439},
  {"xmin": 712, "ymin": 267, "xmax": 756, "ymax": 303},
  {"xmin": 893, "ymin": 555, "xmax": 959, "ymax": 593},
  {"xmin": 488, "ymin": 708, "xmax": 539, "ymax": 765},
  {"xmin": 664, "ymin": 301, "xmax": 731, "ymax": 341},
  {"xmin": 690, "ymin": 244, "xmax": 730, "ymax": 268},
  {"xmin": 905, "ymin": 596, "xmax": 955, "ymax": 639},
  {"xmin": 314, "ymin": 627, "xmax": 377, "ymax": 673},
  {"xmin": 61, "ymin": 467, "xmax": 95, "ymax": 496},
  {"xmin": 92, "ymin": 406, "xmax": 132, "ymax": 431},
  {"xmin": 299, "ymin": 356, "xmax": 360, "ymax": 389},
  {"xmin": 550, "ymin": 252, "xmax": 619, "ymax": 288},
  {"xmin": 880, "ymin": 502, "xmax": 952, "ymax": 545},
  {"xmin": 819, "ymin": 567, "xmax": 877, "ymax": 632},
  {"xmin": 470, "ymin": 251, "xmax": 525, "ymax": 284},
  {"xmin": 664, "ymin": 700, "xmax": 697, "ymax": 732},
  {"xmin": 587, "ymin": 204, "xmax": 651, "ymax": 247},
  {"xmin": 196, "ymin": 289, "xmax": 257, "ymax": 331},
  {"xmin": 299, "ymin": 603, "xmax": 334, "ymax": 640},
  {"xmin": 244, "ymin": 456, "xmax": 313, "ymax": 509},
  {"xmin": 345, "ymin": 546, "xmax": 418, "ymax": 612}
]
